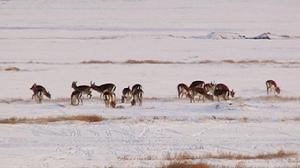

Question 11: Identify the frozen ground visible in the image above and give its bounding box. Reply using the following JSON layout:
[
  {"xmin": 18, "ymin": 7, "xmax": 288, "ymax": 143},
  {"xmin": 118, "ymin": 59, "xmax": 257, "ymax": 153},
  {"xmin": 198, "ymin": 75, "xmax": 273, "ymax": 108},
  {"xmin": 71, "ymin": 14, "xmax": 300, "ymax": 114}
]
[{"xmin": 0, "ymin": 0, "xmax": 300, "ymax": 167}]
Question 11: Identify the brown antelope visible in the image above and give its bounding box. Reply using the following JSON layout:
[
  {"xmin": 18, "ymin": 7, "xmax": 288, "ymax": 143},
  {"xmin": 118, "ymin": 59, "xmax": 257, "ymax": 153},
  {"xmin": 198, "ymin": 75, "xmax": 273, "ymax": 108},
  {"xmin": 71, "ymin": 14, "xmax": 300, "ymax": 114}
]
[
  {"xmin": 90, "ymin": 82, "xmax": 116, "ymax": 98},
  {"xmin": 131, "ymin": 88, "xmax": 143, "ymax": 106},
  {"xmin": 190, "ymin": 87, "xmax": 214, "ymax": 103},
  {"xmin": 266, "ymin": 80, "xmax": 280, "ymax": 95},
  {"xmin": 30, "ymin": 83, "xmax": 51, "ymax": 103},
  {"xmin": 177, "ymin": 83, "xmax": 192, "ymax": 99},
  {"xmin": 132, "ymin": 84, "xmax": 142, "ymax": 93},
  {"xmin": 189, "ymin": 80, "xmax": 205, "ymax": 90},
  {"xmin": 121, "ymin": 86, "xmax": 132, "ymax": 103},
  {"xmin": 72, "ymin": 81, "xmax": 92, "ymax": 98},
  {"xmin": 71, "ymin": 90, "xmax": 83, "ymax": 106},
  {"xmin": 213, "ymin": 83, "xmax": 235, "ymax": 101},
  {"xmin": 103, "ymin": 92, "xmax": 116, "ymax": 108}
]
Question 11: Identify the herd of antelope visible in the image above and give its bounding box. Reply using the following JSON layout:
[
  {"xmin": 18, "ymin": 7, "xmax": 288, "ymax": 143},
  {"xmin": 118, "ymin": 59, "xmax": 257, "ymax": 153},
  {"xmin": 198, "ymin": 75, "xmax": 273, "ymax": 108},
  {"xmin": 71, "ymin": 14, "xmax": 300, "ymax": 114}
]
[
  {"xmin": 30, "ymin": 81, "xmax": 144, "ymax": 108},
  {"xmin": 29, "ymin": 80, "xmax": 281, "ymax": 107}
]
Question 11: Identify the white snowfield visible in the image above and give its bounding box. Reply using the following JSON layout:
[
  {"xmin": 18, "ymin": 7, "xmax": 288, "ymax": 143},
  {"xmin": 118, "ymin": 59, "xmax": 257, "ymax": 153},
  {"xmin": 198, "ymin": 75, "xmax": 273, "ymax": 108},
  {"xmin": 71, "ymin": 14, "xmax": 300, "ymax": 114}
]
[{"xmin": 1, "ymin": 0, "xmax": 300, "ymax": 168}]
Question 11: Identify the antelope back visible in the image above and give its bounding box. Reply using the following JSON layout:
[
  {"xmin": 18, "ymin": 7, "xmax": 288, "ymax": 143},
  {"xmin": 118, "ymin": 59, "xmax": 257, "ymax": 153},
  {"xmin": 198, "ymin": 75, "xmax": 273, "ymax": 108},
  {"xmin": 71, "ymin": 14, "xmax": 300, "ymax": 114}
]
[
  {"xmin": 189, "ymin": 80, "xmax": 205, "ymax": 89},
  {"xmin": 132, "ymin": 84, "xmax": 142, "ymax": 92},
  {"xmin": 97, "ymin": 83, "xmax": 116, "ymax": 93},
  {"xmin": 177, "ymin": 83, "xmax": 189, "ymax": 92},
  {"xmin": 215, "ymin": 83, "xmax": 229, "ymax": 91},
  {"xmin": 266, "ymin": 80, "xmax": 277, "ymax": 88}
]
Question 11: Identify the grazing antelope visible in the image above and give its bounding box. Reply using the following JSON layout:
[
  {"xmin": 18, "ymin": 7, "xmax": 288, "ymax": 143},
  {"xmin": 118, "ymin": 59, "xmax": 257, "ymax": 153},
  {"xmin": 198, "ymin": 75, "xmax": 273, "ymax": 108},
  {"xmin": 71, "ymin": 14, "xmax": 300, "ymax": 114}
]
[
  {"xmin": 213, "ymin": 83, "xmax": 235, "ymax": 101},
  {"xmin": 72, "ymin": 81, "xmax": 92, "ymax": 98},
  {"xmin": 71, "ymin": 90, "xmax": 83, "ymax": 106},
  {"xmin": 103, "ymin": 92, "xmax": 116, "ymax": 108},
  {"xmin": 177, "ymin": 83, "xmax": 192, "ymax": 99},
  {"xmin": 189, "ymin": 80, "xmax": 205, "ymax": 90},
  {"xmin": 121, "ymin": 86, "xmax": 133, "ymax": 103},
  {"xmin": 30, "ymin": 83, "xmax": 51, "ymax": 103},
  {"xmin": 204, "ymin": 82, "xmax": 216, "ymax": 95},
  {"xmin": 132, "ymin": 84, "xmax": 142, "ymax": 93},
  {"xmin": 90, "ymin": 82, "xmax": 116, "ymax": 98},
  {"xmin": 190, "ymin": 87, "xmax": 214, "ymax": 103},
  {"xmin": 266, "ymin": 80, "xmax": 280, "ymax": 95},
  {"xmin": 131, "ymin": 88, "xmax": 143, "ymax": 106}
]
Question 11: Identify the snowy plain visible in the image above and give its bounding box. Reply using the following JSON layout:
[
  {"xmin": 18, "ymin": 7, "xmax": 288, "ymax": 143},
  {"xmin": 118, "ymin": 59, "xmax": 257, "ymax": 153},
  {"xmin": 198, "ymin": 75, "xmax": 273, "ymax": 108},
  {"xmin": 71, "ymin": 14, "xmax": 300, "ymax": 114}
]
[{"xmin": 0, "ymin": 0, "xmax": 300, "ymax": 167}]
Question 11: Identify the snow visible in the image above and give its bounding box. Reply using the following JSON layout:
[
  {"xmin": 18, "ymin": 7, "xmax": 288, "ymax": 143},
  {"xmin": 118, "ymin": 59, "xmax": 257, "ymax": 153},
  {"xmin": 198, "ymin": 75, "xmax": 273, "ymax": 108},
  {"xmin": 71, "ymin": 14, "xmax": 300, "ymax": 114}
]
[{"xmin": 0, "ymin": 0, "xmax": 300, "ymax": 167}]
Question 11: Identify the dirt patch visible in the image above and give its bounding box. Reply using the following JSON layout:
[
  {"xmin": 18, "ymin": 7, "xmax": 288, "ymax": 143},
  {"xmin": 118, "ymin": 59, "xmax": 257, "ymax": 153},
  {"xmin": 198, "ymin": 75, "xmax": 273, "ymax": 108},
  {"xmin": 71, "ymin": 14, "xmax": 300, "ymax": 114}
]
[{"xmin": 0, "ymin": 115, "xmax": 104, "ymax": 124}]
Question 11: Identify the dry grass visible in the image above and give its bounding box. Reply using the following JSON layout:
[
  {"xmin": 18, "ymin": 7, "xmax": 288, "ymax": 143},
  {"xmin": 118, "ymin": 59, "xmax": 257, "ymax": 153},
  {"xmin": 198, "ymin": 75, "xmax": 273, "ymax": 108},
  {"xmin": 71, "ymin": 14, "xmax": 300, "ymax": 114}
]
[
  {"xmin": 4, "ymin": 67, "xmax": 21, "ymax": 71},
  {"xmin": 124, "ymin": 59, "xmax": 177, "ymax": 64},
  {"xmin": 205, "ymin": 150, "xmax": 298, "ymax": 160},
  {"xmin": 0, "ymin": 115, "xmax": 104, "ymax": 124},
  {"xmin": 119, "ymin": 150, "xmax": 298, "ymax": 161},
  {"xmin": 162, "ymin": 161, "xmax": 211, "ymax": 168},
  {"xmin": 243, "ymin": 96, "xmax": 300, "ymax": 102},
  {"xmin": 80, "ymin": 60, "xmax": 114, "ymax": 64}
]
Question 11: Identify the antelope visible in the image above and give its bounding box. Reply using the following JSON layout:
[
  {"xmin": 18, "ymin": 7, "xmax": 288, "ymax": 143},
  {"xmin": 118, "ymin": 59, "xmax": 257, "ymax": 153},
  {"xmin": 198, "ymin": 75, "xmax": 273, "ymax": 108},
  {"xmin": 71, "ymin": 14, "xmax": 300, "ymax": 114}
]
[
  {"xmin": 30, "ymin": 83, "xmax": 51, "ymax": 103},
  {"xmin": 132, "ymin": 84, "xmax": 142, "ymax": 93},
  {"xmin": 72, "ymin": 81, "xmax": 92, "ymax": 98},
  {"xmin": 90, "ymin": 82, "xmax": 116, "ymax": 98},
  {"xmin": 190, "ymin": 87, "xmax": 214, "ymax": 103},
  {"xmin": 131, "ymin": 88, "xmax": 143, "ymax": 106},
  {"xmin": 204, "ymin": 82, "xmax": 216, "ymax": 95},
  {"xmin": 177, "ymin": 83, "xmax": 192, "ymax": 99},
  {"xmin": 189, "ymin": 80, "xmax": 205, "ymax": 90},
  {"xmin": 121, "ymin": 86, "xmax": 133, "ymax": 103},
  {"xmin": 213, "ymin": 83, "xmax": 235, "ymax": 101},
  {"xmin": 266, "ymin": 80, "xmax": 280, "ymax": 95},
  {"xmin": 71, "ymin": 90, "xmax": 83, "ymax": 106},
  {"xmin": 103, "ymin": 92, "xmax": 116, "ymax": 108}
]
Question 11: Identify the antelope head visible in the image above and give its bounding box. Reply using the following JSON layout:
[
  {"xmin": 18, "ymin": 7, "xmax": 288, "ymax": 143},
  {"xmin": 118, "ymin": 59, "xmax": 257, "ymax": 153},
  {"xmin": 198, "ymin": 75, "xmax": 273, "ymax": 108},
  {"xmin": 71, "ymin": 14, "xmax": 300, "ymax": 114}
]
[
  {"xmin": 275, "ymin": 87, "xmax": 280, "ymax": 94},
  {"xmin": 230, "ymin": 90, "xmax": 235, "ymax": 98},
  {"xmin": 72, "ymin": 81, "xmax": 77, "ymax": 88},
  {"xmin": 30, "ymin": 83, "xmax": 37, "ymax": 90}
]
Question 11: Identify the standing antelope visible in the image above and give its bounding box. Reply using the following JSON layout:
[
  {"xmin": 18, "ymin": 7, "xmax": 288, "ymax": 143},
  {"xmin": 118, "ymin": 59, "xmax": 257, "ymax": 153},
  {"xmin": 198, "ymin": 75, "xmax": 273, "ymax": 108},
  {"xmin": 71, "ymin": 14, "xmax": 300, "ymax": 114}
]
[
  {"xmin": 72, "ymin": 81, "xmax": 92, "ymax": 98},
  {"xmin": 30, "ymin": 83, "xmax": 51, "ymax": 103},
  {"xmin": 71, "ymin": 90, "xmax": 83, "ymax": 106},
  {"xmin": 190, "ymin": 87, "xmax": 214, "ymax": 103},
  {"xmin": 213, "ymin": 83, "xmax": 235, "ymax": 101},
  {"xmin": 189, "ymin": 80, "xmax": 205, "ymax": 90},
  {"xmin": 177, "ymin": 83, "xmax": 192, "ymax": 99},
  {"xmin": 103, "ymin": 92, "xmax": 116, "ymax": 108},
  {"xmin": 131, "ymin": 88, "xmax": 143, "ymax": 106},
  {"xmin": 90, "ymin": 82, "xmax": 116, "ymax": 99},
  {"xmin": 266, "ymin": 80, "xmax": 280, "ymax": 95},
  {"xmin": 121, "ymin": 86, "xmax": 132, "ymax": 103}
]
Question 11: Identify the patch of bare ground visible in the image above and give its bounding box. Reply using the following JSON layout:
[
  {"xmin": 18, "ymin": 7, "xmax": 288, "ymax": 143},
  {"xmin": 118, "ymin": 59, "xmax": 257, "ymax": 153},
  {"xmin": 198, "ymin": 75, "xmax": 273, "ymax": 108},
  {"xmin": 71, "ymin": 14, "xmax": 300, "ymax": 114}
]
[
  {"xmin": 80, "ymin": 60, "xmax": 114, "ymax": 64},
  {"xmin": 162, "ymin": 161, "xmax": 211, "ymax": 168},
  {"xmin": 0, "ymin": 115, "xmax": 104, "ymax": 124},
  {"xmin": 4, "ymin": 67, "xmax": 21, "ymax": 71},
  {"xmin": 282, "ymin": 117, "xmax": 300, "ymax": 122}
]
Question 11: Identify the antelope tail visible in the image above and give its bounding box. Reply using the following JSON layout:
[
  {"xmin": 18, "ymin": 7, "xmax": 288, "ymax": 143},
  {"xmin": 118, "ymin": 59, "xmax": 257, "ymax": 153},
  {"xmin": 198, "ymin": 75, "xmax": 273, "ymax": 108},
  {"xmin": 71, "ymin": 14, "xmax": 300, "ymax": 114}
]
[{"xmin": 43, "ymin": 90, "xmax": 51, "ymax": 99}]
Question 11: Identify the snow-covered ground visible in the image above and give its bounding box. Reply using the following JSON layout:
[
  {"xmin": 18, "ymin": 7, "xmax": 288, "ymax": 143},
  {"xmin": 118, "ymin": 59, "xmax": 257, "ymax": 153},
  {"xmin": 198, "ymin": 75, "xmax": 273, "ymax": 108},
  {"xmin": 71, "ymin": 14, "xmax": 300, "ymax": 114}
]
[{"xmin": 1, "ymin": 0, "xmax": 300, "ymax": 167}]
